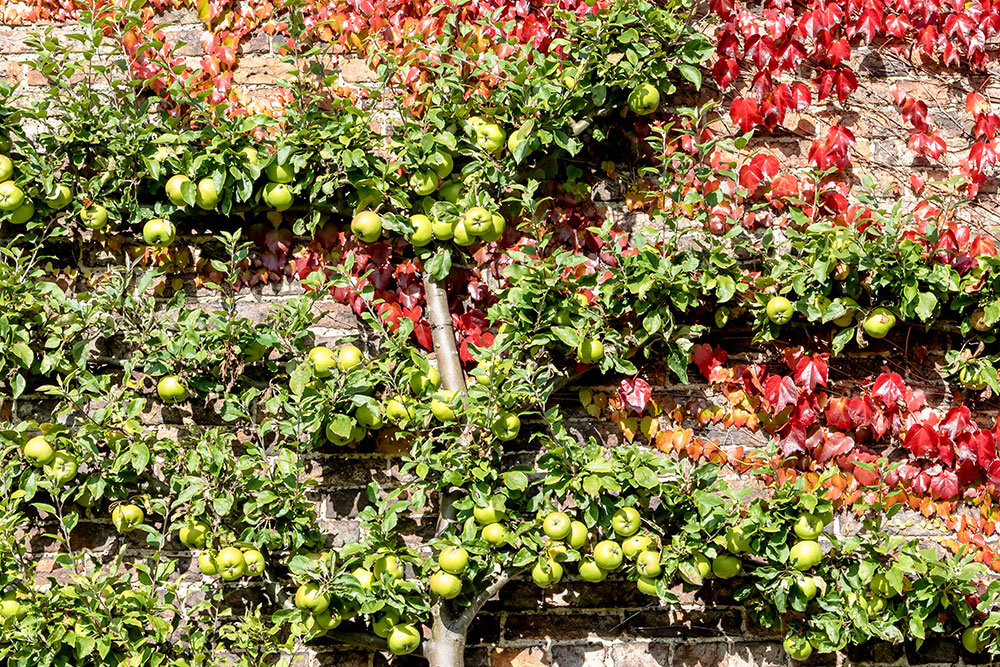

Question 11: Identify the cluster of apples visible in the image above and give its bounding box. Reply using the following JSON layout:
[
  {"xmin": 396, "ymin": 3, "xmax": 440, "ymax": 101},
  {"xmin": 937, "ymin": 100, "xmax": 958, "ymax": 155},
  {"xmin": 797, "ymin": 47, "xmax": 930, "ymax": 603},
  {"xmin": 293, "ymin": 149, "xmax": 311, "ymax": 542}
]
[
  {"xmin": 776, "ymin": 511, "xmax": 833, "ymax": 660},
  {"xmin": 765, "ymin": 295, "xmax": 897, "ymax": 339},
  {"xmin": 21, "ymin": 434, "xmax": 78, "ymax": 486},
  {"xmin": 429, "ymin": 545, "xmax": 471, "ymax": 600},
  {"xmin": 181, "ymin": 519, "xmax": 266, "ymax": 581},
  {"xmin": 293, "ymin": 555, "xmax": 420, "ymax": 655},
  {"xmin": 0, "ymin": 154, "xmax": 74, "ymax": 226},
  {"xmin": 308, "ymin": 343, "xmax": 467, "ymax": 446}
]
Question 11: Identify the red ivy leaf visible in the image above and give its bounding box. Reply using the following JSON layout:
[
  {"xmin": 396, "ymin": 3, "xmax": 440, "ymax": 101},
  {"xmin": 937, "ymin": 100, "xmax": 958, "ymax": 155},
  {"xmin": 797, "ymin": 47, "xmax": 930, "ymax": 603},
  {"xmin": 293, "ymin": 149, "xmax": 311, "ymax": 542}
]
[
  {"xmin": 730, "ymin": 97, "xmax": 763, "ymax": 133},
  {"xmin": 692, "ymin": 344, "xmax": 728, "ymax": 380},
  {"xmin": 929, "ymin": 470, "xmax": 960, "ymax": 500},
  {"xmin": 872, "ymin": 372, "xmax": 905, "ymax": 406},
  {"xmin": 764, "ymin": 375, "xmax": 799, "ymax": 411},
  {"xmin": 816, "ymin": 430, "xmax": 855, "ymax": 462},
  {"xmin": 794, "ymin": 354, "xmax": 829, "ymax": 390},
  {"xmin": 905, "ymin": 423, "xmax": 940, "ymax": 458},
  {"xmin": 617, "ymin": 378, "xmax": 652, "ymax": 414}
]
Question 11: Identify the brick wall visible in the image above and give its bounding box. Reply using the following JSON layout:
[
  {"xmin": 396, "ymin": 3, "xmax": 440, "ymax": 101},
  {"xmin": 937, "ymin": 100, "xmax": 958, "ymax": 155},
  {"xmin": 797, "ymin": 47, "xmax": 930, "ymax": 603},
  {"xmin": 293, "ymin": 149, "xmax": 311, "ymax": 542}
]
[{"xmin": 1, "ymin": 9, "xmax": 995, "ymax": 667}]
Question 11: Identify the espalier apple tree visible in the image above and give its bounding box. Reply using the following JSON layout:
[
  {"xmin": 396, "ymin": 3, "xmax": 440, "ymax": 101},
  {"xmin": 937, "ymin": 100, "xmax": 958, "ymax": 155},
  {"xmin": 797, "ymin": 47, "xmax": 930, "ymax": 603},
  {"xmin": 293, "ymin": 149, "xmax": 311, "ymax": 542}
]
[{"xmin": 1, "ymin": 1, "xmax": 1000, "ymax": 666}]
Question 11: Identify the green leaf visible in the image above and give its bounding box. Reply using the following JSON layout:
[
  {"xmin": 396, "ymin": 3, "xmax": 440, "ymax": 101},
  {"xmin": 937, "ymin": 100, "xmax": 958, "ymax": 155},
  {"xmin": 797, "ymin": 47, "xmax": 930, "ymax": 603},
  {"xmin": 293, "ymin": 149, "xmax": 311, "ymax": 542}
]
[
  {"xmin": 677, "ymin": 64, "xmax": 702, "ymax": 89},
  {"xmin": 633, "ymin": 466, "xmax": 659, "ymax": 489}
]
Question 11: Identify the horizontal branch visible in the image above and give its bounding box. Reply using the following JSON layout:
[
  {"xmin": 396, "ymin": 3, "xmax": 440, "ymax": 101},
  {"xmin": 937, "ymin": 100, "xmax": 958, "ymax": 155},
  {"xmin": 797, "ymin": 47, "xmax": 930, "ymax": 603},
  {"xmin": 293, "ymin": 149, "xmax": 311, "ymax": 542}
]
[{"xmin": 327, "ymin": 624, "xmax": 424, "ymax": 658}]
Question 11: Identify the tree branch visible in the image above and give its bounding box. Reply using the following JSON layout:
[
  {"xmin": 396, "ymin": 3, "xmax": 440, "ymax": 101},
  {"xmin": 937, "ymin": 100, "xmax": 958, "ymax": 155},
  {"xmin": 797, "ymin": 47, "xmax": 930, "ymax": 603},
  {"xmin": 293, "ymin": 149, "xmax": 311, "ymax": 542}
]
[
  {"xmin": 457, "ymin": 567, "xmax": 515, "ymax": 628},
  {"xmin": 421, "ymin": 269, "xmax": 467, "ymax": 395},
  {"xmin": 327, "ymin": 625, "xmax": 424, "ymax": 658}
]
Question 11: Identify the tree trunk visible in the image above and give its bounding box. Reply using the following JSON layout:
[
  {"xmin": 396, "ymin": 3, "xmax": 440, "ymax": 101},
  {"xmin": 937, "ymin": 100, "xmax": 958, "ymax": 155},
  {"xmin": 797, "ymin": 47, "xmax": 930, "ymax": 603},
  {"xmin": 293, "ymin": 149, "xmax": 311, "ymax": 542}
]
[{"xmin": 421, "ymin": 604, "xmax": 468, "ymax": 667}]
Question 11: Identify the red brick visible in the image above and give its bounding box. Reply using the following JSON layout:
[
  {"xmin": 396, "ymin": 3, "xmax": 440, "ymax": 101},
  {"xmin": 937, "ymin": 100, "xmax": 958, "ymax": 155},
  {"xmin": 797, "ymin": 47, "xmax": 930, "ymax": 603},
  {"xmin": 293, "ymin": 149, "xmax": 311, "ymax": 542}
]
[
  {"xmin": 341, "ymin": 58, "xmax": 376, "ymax": 82},
  {"xmin": 491, "ymin": 647, "xmax": 548, "ymax": 667},
  {"xmin": 607, "ymin": 642, "xmax": 671, "ymax": 667}
]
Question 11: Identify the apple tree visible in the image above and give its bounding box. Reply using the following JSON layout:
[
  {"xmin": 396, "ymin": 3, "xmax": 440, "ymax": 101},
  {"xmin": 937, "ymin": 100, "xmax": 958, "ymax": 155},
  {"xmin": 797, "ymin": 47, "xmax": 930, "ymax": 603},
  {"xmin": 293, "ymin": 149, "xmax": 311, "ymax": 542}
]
[{"xmin": 2, "ymin": 0, "xmax": 1000, "ymax": 666}]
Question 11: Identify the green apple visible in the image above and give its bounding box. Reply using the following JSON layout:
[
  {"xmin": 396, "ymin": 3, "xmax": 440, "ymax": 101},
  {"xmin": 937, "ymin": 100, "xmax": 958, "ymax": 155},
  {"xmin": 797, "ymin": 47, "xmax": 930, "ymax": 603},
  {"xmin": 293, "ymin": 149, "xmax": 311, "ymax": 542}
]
[
  {"xmin": 474, "ymin": 499, "xmax": 506, "ymax": 525},
  {"xmin": 439, "ymin": 546, "xmax": 469, "ymax": 574},
  {"xmin": 711, "ymin": 554, "xmax": 741, "ymax": 579},
  {"xmin": 338, "ymin": 344, "xmax": 363, "ymax": 370},
  {"xmin": 864, "ymin": 307, "xmax": 897, "ymax": 339},
  {"xmin": 179, "ymin": 520, "xmax": 210, "ymax": 549},
  {"xmin": 789, "ymin": 540, "xmax": 823, "ymax": 571},
  {"xmin": 593, "ymin": 540, "xmax": 624, "ymax": 571},
  {"xmin": 430, "ymin": 390, "xmax": 458, "ymax": 422},
  {"xmin": 385, "ymin": 397, "xmax": 414, "ymax": 425},
  {"xmin": 409, "ymin": 169, "xmax": 439, "ymax": 196},
  {"xmin": 198, "ymin": 551, "xmax": 218, "ymax": 575},
  {"xmin": 463, "ymin": 206, "xmax": 493, "ymax": 236},
  {"xmin": 0, "ymin": 155, "xmax": 12, "ymax": 181},
  {"xmin": 577, "ymin": 338, "xmax": 605, "ymax": 364},
  {"xmin": 451, "ymin": 219, "xmax": 476, "ymax": 246},
  {"xmin": 793, "ymin": 513, "xmax": 826, "ymax": 540},
  {"xmin": 243, "ymin": 549, "xmax": 265, "ymax": 576},
  {"xmin": 679, "ymin": 552, "xmax": 711, "ymax": 585},
  {"xmin": 628, "ymin": 83, "xmax": 660, "ymax": 115},
  {"xmin": 578, "ymin": 559, "xmax": 607, "ymax": 582},
  {"xmin": 308, "ymin": 346, "xmax": 337, "ymax": 377},
  {"xmin": 79, "ymin": 204, "xmax": 108, "ymax": 230},
  {"xmin": 783, "ymin": 634, "xmax": 813, "ymax": 661},
  {"xmin": 9, "ymin": 200, "xmax": 32, "ymax": 224},
  {"xmin": 531, "ymin": 558, "xmax": 563, "ymax": 588},
  {"xmin": 963, "ymin": 626, "xmax": 984, "ymax": 653},
  {"xmin": 622, "ymin": 534, "xmax": 653, "ymax": 560},
  {"xmin": 372, "ymin": 610, "xmax": 400, "ymax": 637},
  {"xmin": 44, "ymin": 450, "xmax": 78, "ymax": 486},
  {"xmin": 312, "ymin": 607, "xmax": 342, "ymax": 631},
  {"xmin": 479, "ymin": 213, "xmax": 506, "ymax": 243},
  {"xmin": 409, "ymin": 214, "xmax": 433, "ymax": 247},
  {"xmin": 611, "ymin": 507, "xmax": 641, "ymax": 537},
  {"xmin": 143, "ymin": 218, "xmax": 176, "ymax": 247},
  {"xmin": 352, "ymin": 567, "xmax": 374, "ymax": 590},
  {"xmin": 157, "ymin": 375, "xmax": 188, "ymax": 402},
  {"xmin": 0, "ymin": 180, "xmax": 24, "ymax": 211},
  {"xmin": 794, "ymin": 575, "xmax": 817, "ymax": 600},
  {"xmin": 216, "ymin": 547, "xmax": 246, "ymax": 581},
  {"xmin": 295, "ymin": 583, "xmax": 330, "ymax": 614},
  {"xmin": 481, "ymin": 522, "xmax": 507, "ymax": 546},
  {"xmin": 428, "ymin": 149, "xmax": 454, "ymax": 179},
  {"xmin": 870, "ymin": 573, "xmax": 894, "ymax": 597},
  {"xmin": 635, "ymin": 550, "xmax": 662, "ymax": 578},
  {"xmin": 23, "ymin": 436, "xmax": 55, "ymax": 465},
  {"xmin": 430, "ymin": 570, "xmax": 463, "ymax": 599},
  {"xmin": 766, "ymin": 296, "xmax": 794, "ymax": 324},
  {"xmin": 832, "ymin": 297, "xmax": 859, "ymax": 327},
  {"xmin": 165, "ymin": 174, "xmax": 190, "ymax": 206},
  {"xmin": 438, "ymin": 180, "xmax": 462, "ymax": 204},
  {"xmin": 469, "ymin": 118, "xmax": 506, "ymax": 152},
  {"xmin": 111, "ymin": 504, "xmax": 144, "ymax": 533},
  {"xmin": 0, "ymin": 593, "xmax": 25, "ymax": 621},
  {"xmin": 636, "ymin": 575, "xmax": 659, "ymax": 596},
  {"xmin": 46, "ymin": 184, "xmax": 72, "ymax": 210},
  {"xmin": 567, "ymin": 521, "xmax": 588, "ymax": 549},
  {"xmin": 351, "ymin": 210, "xmax": 382, "ymax": 243},
  {"xmin": 431, "ymin": 214, "xmax": 454, "ymax": 240},
  {"xmin": 542, "ymin": 512, "xmax": 572, "ymax": 540},
  {"xmin": 408, "ymin": 365, "xmax": 441, "ymax": 394},
  {"xmin": 491, "ymin": 411, "xmax": 521, "ymax": 441},
  {"xmin": 374, "ymin": 554, "xmax": 405, "ymax": 581},
  {"xmin": 195, "ymin": 178, "xmax": 219, "ymax": 210},
  {"xmin": 266, "ymin": 161, "xmax": 294, "ymax": 183},
  {"xmin": 355, "ymin": 403, "xmax": 383, "ymax": 429},
  {"xmin": 262, "ymin": 182, "xmax": 294, "ymax": 211},
  {"xmin": 387, "ymin": 623, "xmax": 421, "ymax": 655},
  {"xmin": 725, "ymin": 526, "xmax": 751, "ymax": 554}
]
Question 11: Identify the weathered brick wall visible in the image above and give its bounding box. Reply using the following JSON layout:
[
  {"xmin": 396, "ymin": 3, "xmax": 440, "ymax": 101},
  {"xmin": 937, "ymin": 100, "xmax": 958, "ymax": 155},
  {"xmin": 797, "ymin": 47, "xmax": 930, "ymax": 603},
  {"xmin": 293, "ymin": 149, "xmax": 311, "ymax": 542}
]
[{"xmin": 1, "ymin": 10, "xmax": 994, "ymax": 667}]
